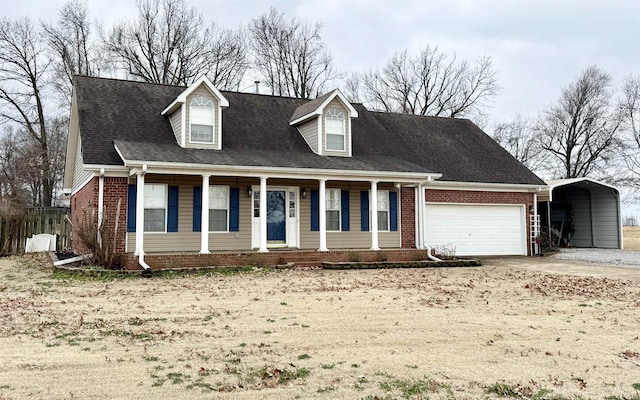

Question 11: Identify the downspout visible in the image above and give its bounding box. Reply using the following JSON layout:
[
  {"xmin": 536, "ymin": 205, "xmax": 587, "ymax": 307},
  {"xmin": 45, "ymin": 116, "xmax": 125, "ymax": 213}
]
[
  {"xmin": 97, "ymin": 168, "xmax": 105, "ymax": 246},
  {"xmin": 136, "ymin": 165, "xmax": 151, "ymax": 272},
  {"xmin": 420, "ymin": 177, "xmax": 442, "ymax": 262}
]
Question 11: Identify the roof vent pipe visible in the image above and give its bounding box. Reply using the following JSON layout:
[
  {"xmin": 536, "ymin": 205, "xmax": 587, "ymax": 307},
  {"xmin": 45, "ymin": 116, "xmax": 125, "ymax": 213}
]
[{"xmin": 254, "ymin": 81, "xmax": 260, "ymax": 94}]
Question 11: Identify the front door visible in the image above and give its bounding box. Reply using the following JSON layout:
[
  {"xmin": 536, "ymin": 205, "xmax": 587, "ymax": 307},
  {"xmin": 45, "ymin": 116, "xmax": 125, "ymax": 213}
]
[{"xmin": 267, "ymin": 190, "xmax": 286, "ymax": 241}]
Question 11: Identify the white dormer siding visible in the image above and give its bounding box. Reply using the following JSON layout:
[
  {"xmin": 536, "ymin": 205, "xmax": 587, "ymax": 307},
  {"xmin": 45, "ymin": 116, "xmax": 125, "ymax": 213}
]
[
  {"xmin": 161, "ymin": 76, "xmax": 229, "ymax": 151},
  {"xmin": 297, "ymin": 119, "xmax": 319, "ymax": 153}
]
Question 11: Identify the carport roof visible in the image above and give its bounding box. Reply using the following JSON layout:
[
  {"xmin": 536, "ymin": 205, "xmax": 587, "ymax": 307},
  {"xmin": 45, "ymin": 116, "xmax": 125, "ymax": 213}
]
[{"xmin": 539, "ymin": 178, "xmax": 619, "ymax": 202}]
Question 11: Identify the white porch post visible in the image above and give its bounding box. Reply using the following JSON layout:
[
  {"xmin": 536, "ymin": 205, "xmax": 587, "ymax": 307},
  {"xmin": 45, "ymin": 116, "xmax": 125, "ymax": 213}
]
[
  {"xmin": 134, "ymin": 171, "xmax": 145, "ymax": 256},
  {"xmin": 259, "ymin": 176, "xmax": 268, "ymax": 252},
  {"xmin": 370, "ymin": 180, "xmax": 380, "ymax": 250},
  {"xmin": 318, "ymin": 179, "xmax": 328, "ymax": 251},
  {"xmin": 200, "ymin": 174, "xmax": 211, "ymax": 254}
]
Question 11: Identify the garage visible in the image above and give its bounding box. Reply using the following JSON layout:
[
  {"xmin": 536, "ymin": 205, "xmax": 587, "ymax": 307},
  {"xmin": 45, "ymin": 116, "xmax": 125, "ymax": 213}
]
[
  {"xmin": 424, "ymin": 203, "xmax": 527, "ymax": 256},
  {"xmin": 537, "ymin": 178, "xmax": 622, "ymax": 249}
]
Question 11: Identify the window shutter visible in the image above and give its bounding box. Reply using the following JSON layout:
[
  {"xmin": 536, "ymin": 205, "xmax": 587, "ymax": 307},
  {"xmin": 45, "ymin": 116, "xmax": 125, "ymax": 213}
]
[
  {"xmin": 389, "ymin": 191, "xmax": 398, "ymax": 232},
  {"xmin": 360, "ymin": 191, "xmax": 369, "ymax": 231},
  {"xmin": 127, "ymin": 184, "xmax": 136, "ymax": 232},
  {"xmin": 310, "ymin": 189, "xmax": 319, "ymax": 231},
  {"xmin": 229, "ymin": 187, "xmax": 240, "ymax": 232},
  {"xmin": 193, "ymin": 186, "xmax": 202, "ymax": 232},
  {"xmin": 167, "ymin": 186, "xmax": 179, "ymax": 232},
  {"xmin": 341, "ymin": 190, "xmax": 350, "ymax": 231}
]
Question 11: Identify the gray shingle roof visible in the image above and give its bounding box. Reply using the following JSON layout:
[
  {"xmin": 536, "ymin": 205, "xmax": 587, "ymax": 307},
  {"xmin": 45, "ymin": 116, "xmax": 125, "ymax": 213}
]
[
  {"xmin": 288, "ymin": 90, "xmax": 334, "ymax": 122},
  {"xmin": 74, "ymin": 76, "xmax": 544, "ymax": 185}
]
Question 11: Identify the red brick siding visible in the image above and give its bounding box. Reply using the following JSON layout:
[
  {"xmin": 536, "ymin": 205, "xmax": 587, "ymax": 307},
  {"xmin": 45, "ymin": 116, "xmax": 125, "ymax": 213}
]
[
  {"xmin": 425, "ymin": 189, "xmax": 534, "ymax": 255},
  {"xmin": 400, "ymin": 186, "xmax": 415, "ymax": 248},
  {"xmin": 70, "ymin": 176, "xmax": 128, "ymax": 256},
  {"xmin": 70, "ymin": 177, "xmax": 98, "ymax": 255}
]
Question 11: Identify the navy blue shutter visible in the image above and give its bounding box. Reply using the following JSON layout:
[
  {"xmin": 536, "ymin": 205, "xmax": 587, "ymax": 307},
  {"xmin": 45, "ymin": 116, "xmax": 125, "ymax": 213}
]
[
  {"xmin": 167, "ymin": 186, "xmax": 179, "ymax": 232},
  {"xmin": 127, "ymin": 184, "xmax": 137, "ymax": 232},
  {"xmin": 310, "ymin": 189, "xmax": 319, "ymax": 231},
  {"xmin": 229, "ymin": 187, "xmax": 240, "ymax": 232},
  {"xmin": 341, "ymin": 190, "xmax": 350, "ymax": 231},
  {"xmin": 360, "ymin": 191, "xmax": 369, "ymax": 231},
  {"xmin": 389, "ymin": 191, "xmax": 398, "ymax": 231},
  {"xmin": 193, "ymin": 186, "xmax": 202, "ymax": 232}
]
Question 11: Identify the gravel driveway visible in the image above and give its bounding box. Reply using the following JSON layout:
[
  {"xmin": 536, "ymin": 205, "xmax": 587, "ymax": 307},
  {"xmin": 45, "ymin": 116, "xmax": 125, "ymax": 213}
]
[{"xmin": 552, "ymin": 248, "xmax": 640, "ymax": 268}]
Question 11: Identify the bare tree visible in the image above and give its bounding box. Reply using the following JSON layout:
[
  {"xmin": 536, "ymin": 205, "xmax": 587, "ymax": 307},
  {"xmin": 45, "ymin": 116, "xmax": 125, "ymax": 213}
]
[
  {"xmin": 620, "ymin": 74, "xmax": 640, "ymax": 190},
  {"xmin": 104, "ymin": 0, "xmax": 248, "ymax": 88},
  {"xmin": 535, "ymin": 66, "xmax": 623, "ymax": 179},
  {"xmin": 0, "ymin": 17, "xmax": 56, "ymax": 206},
  {"xmin": 42, "ymin": 0, "xmax": 100, "ymax": 105},
  {"xmin": 350, "ymin": 46, "xmax": 499, "ymax": 118},
  {"xmin": 249, "ymin": 7, "xmax": 335, "ymax": 98},
  {"xmin": 492, "ymin": 115, "xmax": 544, "ymax": 172}
]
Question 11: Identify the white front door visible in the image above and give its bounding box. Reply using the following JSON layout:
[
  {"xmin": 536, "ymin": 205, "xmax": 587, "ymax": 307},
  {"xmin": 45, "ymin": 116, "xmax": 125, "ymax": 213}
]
[
  {"xmin": 424, "ymin": 203, "xmax": 526, "ymax": 256},
  {"xmin": 252, "ymin": 186, "xmax": 299, "ymax": 249}
]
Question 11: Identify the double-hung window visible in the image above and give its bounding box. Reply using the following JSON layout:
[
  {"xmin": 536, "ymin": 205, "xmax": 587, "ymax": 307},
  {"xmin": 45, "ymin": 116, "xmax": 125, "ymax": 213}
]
[
  {"xmin": 326, "ymin": 188, "xmax": 341, "ymax": 231},
  {"xmin": 325, "ymin": 108, "xmax": 345, "ymax": 151},
  {"xmin": 377, "ymin": 190, "xmax": 390, "ymax": 231},
  {"xmin": 144, "ymin": 184, "xmax": 167, "ymax": 232},
  {"xmin": 190, "ymin": 95, "xmax": 214, "ymax": 143},
  {"xmin": 209, "ymin": 185, "xmax": 229, "ymax": 232}
]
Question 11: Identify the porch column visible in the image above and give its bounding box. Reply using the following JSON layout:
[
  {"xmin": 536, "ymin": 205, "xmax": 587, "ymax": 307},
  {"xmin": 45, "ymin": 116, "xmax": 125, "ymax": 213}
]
[
  {"xmin": 259, "ymin": 176, "xmax": 268, "ymax": 252},
  {"xmin": 200, "ymin": 174, "xmax": 211, "ymax": 254},
  {"xmin": 318, "ymin": 178, "xmax": 328, "ymax": 251},
  {"xmin": 134, "ymin": 171, "xmax": 145, "ymax": 256},
  {"xmin": 370, "ymin": 180, "xmax": 380, "ymax": 250}
]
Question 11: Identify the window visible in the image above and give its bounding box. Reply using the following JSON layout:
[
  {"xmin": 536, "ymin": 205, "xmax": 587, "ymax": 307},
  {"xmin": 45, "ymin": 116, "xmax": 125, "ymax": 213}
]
[
  {"xmin": 377, "ymin": 190, "xmax": 389, "ymax": 231},
  {"xmin": 144, "ymin": 184, "xmax": 166, "ymax": 232},
  {"xmin": 326, "ymin": 188, "xmax": 341, "ymax": 231},
  {"xmin": 209, "ymin": 185, "xmax": 229, "ymax": 231},
  {"xmin": 190, "ymin": 95, "xmax": 214, "ymax": 143},
  {"xmin": 325, "ymin": 107, "xmax": 345, "ymax": 151}
]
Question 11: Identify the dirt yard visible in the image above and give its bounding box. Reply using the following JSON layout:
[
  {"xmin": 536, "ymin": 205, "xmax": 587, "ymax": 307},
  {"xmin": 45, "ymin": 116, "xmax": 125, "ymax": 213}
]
[
  {"xmin": 624, "ymin": 226, "xmax": 640, "ymax": 251},
  {"xmin": 0, "ymin": 255, "xmax": 639, "ymax": 400}
]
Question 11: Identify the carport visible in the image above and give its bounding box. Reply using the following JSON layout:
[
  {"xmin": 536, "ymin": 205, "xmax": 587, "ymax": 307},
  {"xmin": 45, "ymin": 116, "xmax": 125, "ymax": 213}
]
[{"xmin": 537, "ymin": 178, "xmax": 622, "ymax": 249}]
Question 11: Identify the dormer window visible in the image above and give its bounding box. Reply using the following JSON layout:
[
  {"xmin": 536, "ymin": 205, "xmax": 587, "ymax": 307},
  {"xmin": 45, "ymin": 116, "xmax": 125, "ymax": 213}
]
[
  {"xmin": 190, "ymin": 95, "xmax": 214, "ymax": 143},
  {"xmin": 325, "ymin": 107, "xmax": 345, "ymax": 151}
]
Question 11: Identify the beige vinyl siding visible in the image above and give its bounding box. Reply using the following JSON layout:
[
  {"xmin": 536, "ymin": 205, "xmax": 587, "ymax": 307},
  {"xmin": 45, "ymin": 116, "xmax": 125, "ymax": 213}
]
[
  {"xmin": 298, "ymin": 182, "xmax": 400, "ymax": 249},
  {"xmin": 184, "ymin": 85, "xmax": 220, "ymax": 150},
  {"xmin": 297, "ymin": 118, "xmax": 319, "ymax": 153},
  {"xmin": 72, "ymin": 136, "xmax": 93, "ymax": 192},
  {"xmin": 126, "ymin": 175, "xmax": 255, "ymax": 253},
  {"xmin": 63, "ymin": 92, "xmax": 79, "ymax": 190},
  {"xmin": 322, "ymin": 98, "xmax": 351, "ymax": 157},
  {"xmin": 169, "ymin": 109, "xmax": 182, "ymax": 145}
]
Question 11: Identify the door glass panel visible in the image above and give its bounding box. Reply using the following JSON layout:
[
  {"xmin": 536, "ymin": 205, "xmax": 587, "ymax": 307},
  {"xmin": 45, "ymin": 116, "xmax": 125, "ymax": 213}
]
[
  {"xmin": 289, "ymin": 191, "xmax": 296, "ymax": 218},
  {"xmin": 253, "ymin": 190, "xmax": 260, "ymax": 217}
]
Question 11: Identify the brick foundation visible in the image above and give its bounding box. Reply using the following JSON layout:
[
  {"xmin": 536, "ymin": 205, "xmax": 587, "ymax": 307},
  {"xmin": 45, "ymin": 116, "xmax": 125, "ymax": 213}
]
[{"xmin": 124, "ymin": 249, "xmax": 432, "ymax": 271}]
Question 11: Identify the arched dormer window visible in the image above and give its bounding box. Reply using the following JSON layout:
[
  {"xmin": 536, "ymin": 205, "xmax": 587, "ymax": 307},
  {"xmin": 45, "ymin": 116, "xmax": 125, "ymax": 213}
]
[
  {"xmin": 325, "ymin": 107, "xmax": 345, "ymax": 151},
  {"xmin": 190, "ymin": 95, "xmax": 214, "ymax": 143}
]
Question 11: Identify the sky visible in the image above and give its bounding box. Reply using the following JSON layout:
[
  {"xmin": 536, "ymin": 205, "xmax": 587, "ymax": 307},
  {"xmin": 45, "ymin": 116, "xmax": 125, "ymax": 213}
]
[{"xmin": 2, "ymin": 0, "xmax": 640, "ymax": 210}]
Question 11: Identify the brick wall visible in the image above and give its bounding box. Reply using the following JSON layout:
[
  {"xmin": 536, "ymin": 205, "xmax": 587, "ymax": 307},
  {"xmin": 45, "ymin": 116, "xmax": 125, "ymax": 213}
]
[
  {"xmin": 400, "ymin": 186, "xmax": 415, "ymax": 248},
  {"xmin": 70, "ymin": 176, "xmax": 128, "ymax": 256},
  {"xmin": 424, "ymin": 189, "xmax": 534, "ymax": 255}
]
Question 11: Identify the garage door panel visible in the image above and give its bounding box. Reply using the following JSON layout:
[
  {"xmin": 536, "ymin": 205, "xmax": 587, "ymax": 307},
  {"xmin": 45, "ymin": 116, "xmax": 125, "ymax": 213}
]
[{"xmin": 425, "ymin": 204, "xmax": 525, "ymax": 256}]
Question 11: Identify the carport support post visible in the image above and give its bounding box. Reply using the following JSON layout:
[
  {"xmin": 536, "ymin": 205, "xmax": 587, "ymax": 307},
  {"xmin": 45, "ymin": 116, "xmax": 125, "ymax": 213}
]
[
  {"xmin": 200, "ymin": 174, "xmax": 211, "ymax": 254},
  {"xmin": 370, "ymin": 180, "xmax": 380, "ymax": 250}
]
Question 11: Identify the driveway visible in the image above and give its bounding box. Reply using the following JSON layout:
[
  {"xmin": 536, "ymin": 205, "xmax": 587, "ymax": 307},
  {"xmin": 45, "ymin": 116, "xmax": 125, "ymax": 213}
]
[{"xmin": 551, "ymin": 248, "xmax": 640, "ymax": 269}]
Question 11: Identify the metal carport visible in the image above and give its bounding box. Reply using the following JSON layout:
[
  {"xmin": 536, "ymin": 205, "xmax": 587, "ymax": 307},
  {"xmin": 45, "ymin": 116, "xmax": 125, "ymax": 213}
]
[{"xmin": 537, "ymin": 178, "xmax": 622, "ymax": 249}]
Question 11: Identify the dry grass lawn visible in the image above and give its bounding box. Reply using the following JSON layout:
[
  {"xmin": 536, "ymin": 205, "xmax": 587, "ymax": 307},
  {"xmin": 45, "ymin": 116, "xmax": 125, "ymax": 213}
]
[
  {"xmin": 0, "ymin": 255, "xmax": 639, "ymax": 400},
  {"xmin": 624, "ymin": 226, "xmax": 640, "ymax": 251}
]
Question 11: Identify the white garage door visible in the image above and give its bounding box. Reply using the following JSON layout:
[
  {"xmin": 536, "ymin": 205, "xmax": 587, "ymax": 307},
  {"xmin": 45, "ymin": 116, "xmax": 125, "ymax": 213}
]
[{"xmin": 424, "ymin": 203, "xmax": 526, "ymax": 256}]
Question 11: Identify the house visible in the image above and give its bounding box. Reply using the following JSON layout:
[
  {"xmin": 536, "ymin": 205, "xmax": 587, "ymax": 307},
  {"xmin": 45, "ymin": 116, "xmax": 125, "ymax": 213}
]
[{"xmin": 62, "ymin": 76, "xmax": 546, "ymax": 270}]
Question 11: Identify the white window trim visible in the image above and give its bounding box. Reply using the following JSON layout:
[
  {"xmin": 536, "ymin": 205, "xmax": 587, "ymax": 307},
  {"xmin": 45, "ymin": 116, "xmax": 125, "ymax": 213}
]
[
  {"xmin": 326, "ymin": 188, "xmax": 341, "ymax": 232},
  {"xmin": 144, "ymin": 183, "xmax": 168, "ymax": 233},
  {"xmin": 209, "ymin": 185, "xmax": 230, "ymax": 233},
  {"xmin": 325, "ymin": 107, "xmax": 346, "ymax": 152},
  {"xmin": 189, "ymin": 94, "xmax": 215, "ymax": 144},
  {"xmin": 377, "ymin": 190, "xmax": 390, "ymax": 232}
]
